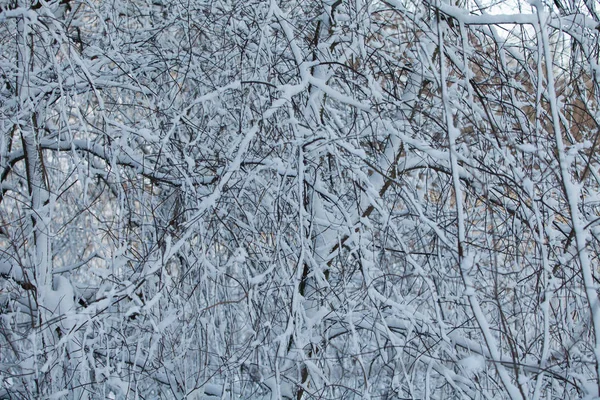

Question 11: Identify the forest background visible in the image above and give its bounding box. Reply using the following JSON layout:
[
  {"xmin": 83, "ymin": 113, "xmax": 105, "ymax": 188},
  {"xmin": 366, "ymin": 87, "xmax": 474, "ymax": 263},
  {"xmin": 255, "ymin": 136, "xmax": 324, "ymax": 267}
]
[{"xmin": 0, "ymin": 0, "xmax": 599, "ymax": 398}]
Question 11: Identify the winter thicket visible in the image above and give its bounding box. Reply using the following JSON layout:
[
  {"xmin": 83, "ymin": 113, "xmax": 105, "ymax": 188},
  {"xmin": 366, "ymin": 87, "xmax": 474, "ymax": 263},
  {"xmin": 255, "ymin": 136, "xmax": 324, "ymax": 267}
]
[{"xmin": 0, "ymin": 0, "xmax": 599, "ymax": 398}]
